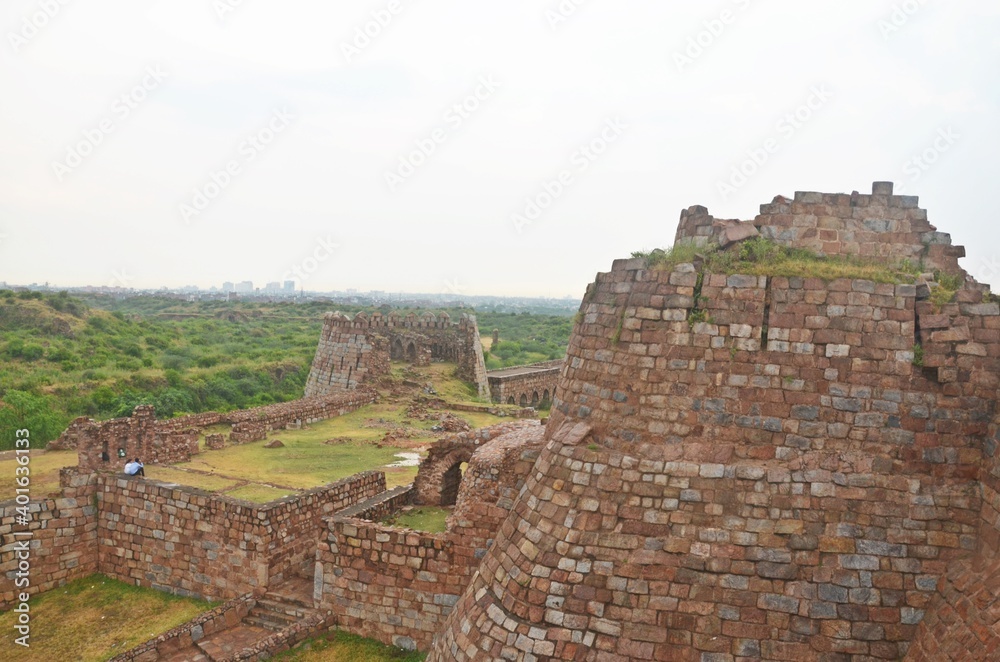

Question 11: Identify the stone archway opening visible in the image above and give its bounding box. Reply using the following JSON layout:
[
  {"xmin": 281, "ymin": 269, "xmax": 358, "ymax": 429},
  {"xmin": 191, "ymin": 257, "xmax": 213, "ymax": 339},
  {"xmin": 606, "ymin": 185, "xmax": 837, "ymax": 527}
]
[
  {"xmin": 507, "ymin": 396, "xmax": 515, "ymax": 405},
  {"xmin": 391, "ymin": 338, "xmax": 405, "ymax": 360},
  {"xmin": 440, "ymin": 462, "xmax": 465, "ymax": 506},
  {"xmin": 542, "ymin": 389, "xmax": 551, "ymax": 407},
  {"xmin": 406, "ymin": 342, "xmax": 417, "ymax": 362},
  {"xmin": 519, "ymin": 394, "xmax": 528, "ymax": 407},
  {"xmin": 531, "ymin": 391, "xmax": 539, "ymax": 407}
]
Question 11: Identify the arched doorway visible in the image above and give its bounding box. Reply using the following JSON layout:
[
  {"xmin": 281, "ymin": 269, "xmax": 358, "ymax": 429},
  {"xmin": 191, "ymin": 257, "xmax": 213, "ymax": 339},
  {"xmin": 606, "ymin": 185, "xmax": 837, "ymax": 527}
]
[
  {"xmin": 406, "ymin": 342, "xmax": 417, "ymax": 362},
  {"xmin": 519, "ymin": 394, "xmax": 528, "ymax": 407},
  {"xmin": 391, "ymin": 338, "xmax": 404, "ymax": 360},
  {"xmin": 440, "ymin": 462, "xmax": 463, "ymax": 506},
  {"xmin": 531, "ymin": 391, "xmax": 539, "ymax": 407},
  {"xmin": 542, "ymin": 389, "xmax": 551, "ymax": 407},
  {"xmin": 507, "ymin": 396, "xmax": 515, "ymax": 405}
]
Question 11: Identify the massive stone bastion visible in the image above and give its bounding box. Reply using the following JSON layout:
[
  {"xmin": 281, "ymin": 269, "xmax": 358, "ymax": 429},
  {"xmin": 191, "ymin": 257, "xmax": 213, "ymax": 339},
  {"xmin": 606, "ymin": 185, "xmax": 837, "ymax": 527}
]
[{"xmin": 429, "ymin": 183, "xmax": 1000, "ymax": 661}]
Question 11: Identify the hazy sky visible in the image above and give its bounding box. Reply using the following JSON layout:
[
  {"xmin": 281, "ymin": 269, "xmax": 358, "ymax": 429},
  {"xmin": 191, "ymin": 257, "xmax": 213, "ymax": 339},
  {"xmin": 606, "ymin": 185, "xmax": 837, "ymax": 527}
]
[{"xmin": 1, "ymin": 1, "xmax": 998, "ymax": 298}]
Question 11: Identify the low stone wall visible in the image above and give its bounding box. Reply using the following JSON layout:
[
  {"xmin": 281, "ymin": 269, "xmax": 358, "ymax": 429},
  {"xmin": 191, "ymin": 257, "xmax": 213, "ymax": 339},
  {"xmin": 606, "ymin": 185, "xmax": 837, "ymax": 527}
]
[
  {"xmin": 318, "ymin": 518, "xmax": 477, "ymax": 651},
  {"xmin": 98, "ymin": 472, "xmax": 385, "ymax": 601},
  {"xmin": 230, "ymin": 421, "xmax": 267, "ymax": 445},
  {"xmin": 107, "ymin": 593, "xmax": 257, "ymax": 662},
  {"xmin": 0, "ymin": 467, "xmax": 99, "ymax": 609}
]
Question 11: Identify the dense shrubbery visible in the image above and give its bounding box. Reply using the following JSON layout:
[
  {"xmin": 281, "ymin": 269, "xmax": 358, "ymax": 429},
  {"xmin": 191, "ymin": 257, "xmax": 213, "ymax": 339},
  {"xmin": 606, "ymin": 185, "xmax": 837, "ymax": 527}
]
[{"xmin": 0, "ymin": 292, "xmax": 574, "ymax": 448}]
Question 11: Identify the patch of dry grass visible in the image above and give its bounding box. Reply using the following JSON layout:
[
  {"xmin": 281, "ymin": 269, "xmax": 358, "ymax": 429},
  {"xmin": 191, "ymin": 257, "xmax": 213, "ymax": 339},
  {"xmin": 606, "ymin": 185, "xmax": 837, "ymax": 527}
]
[{"xmin": 0, "ymin": 574, "xmax": 214, "ymax": 662}]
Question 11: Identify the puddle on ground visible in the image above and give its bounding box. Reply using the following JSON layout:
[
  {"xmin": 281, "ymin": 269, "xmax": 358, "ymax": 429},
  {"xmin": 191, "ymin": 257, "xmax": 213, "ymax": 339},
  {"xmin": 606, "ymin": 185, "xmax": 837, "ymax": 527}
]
[{"xmin": 386, "ymin": 452, "xmax": 421, "ymax": 467}]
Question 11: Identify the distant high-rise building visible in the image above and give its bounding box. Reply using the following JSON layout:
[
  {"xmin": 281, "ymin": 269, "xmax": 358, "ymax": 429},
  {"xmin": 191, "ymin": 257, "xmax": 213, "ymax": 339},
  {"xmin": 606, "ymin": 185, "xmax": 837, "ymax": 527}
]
[
  {"xmin": 283, "ymin": 280, "xmax": 295, "ymax": 293},
  {"xmin": 236, "ymin": 281, "xmax": 253, "ymax": 293},
  {"xmin": 223, "ymin": 281, "xmax": 235, "ymax": 292},
  {"xmin": 265, "ymin": 281, "xmax": 281, "ymax": 293}
]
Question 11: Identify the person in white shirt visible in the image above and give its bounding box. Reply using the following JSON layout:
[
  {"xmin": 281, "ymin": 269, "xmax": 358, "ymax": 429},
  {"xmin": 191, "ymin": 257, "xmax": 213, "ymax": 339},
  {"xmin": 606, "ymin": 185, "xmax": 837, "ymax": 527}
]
[{"xmin": 123, "ymin": 458, "xmax": 145, "ymax": 477}]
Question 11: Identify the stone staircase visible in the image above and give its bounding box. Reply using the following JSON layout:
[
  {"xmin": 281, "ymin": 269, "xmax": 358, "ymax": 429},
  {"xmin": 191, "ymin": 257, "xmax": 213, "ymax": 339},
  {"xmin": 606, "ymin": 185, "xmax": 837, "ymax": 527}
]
[
  {"xmin": 243, "ymin": 576, "xmax": 318, "ymax": 632},
  {"xmin": 155, "ymin": 574, "xmax": 322, "ymax": 661}
]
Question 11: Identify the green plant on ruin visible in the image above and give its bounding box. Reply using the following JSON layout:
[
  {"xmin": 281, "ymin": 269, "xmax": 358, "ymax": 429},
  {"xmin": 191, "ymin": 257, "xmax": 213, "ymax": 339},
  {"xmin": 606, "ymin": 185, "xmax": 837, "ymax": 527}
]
[
  {"xmin": 927, "ymin": 270, "xmax": 964, "ymax": 309},
  {"xmin": 637, "ymin": 237, "xmax": 921, "ymax": 284},
  {"xmin": 912, "ymin": 343, "xmax": 924, "ymax": 367},
  {"xmin": 611, "ymin": 309, "xmax": 626, "ymax": 345},
  {"xmin": 687, "ymin": 309, "xmax": 708, "ymax": 327}
]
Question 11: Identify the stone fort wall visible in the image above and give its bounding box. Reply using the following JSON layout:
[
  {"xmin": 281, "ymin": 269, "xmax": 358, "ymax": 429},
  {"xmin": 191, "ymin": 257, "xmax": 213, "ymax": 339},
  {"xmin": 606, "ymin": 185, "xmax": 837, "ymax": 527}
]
[
  {"xmin": 430, "ymin": 184, "xmax": 1000, "ymax": 661},
  {"xmin": 0, "ymin": 471, "xmax": 384, "ymax": 609},
  {"xmin": 304, "ymin": 311, "xmax": 489, "ymax": 399}
]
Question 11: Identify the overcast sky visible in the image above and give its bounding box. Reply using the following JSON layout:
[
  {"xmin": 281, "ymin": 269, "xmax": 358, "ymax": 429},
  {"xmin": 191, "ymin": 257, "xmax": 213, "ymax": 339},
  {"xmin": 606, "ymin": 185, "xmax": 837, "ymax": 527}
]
[{"xmin": 1, "ymin": 1, "xmax": 997, "ymax": 298}]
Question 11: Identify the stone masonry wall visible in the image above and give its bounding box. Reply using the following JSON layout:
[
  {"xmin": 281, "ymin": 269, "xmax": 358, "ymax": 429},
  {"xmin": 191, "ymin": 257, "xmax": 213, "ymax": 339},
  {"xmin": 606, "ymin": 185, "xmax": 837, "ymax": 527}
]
[
  {"xmin": 77, "ymin": 405, "xmax": 200, "ymax": 473},
  {"xmin": 318, "ymin": 423, "xmax": 544, "ymax": 651},
  {"xmin": 675, "ymin": 181, "xmax": 967, "ymax": 277},
  {"xmin": 97, "ymin": 471, "xmax": 384, "ymax": 601},
  {"xmin": 305, "ymin": 310, "xmax": 490, "ymax": 399},
  {"xmin": 0, "ymin": 467, "xmax": 99, "ymax": 609},
  {"xmin": 430, "ymin": 234, "xmax": 1000, "ymax": 660}
]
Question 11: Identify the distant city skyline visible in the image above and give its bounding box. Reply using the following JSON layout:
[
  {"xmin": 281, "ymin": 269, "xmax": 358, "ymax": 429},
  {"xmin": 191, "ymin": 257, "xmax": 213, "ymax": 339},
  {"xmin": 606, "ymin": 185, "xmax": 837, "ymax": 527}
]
[{"xmin": 2, "ymin": 2, "xmax": 998, "ymax": 297}]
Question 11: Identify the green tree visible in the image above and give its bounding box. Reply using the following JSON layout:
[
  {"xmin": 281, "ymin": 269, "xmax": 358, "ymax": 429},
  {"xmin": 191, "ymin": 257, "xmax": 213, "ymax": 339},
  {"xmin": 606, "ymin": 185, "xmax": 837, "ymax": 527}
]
[{"xmin": 0, "ymin": 390, "xmax": 67, "ymax": 450}]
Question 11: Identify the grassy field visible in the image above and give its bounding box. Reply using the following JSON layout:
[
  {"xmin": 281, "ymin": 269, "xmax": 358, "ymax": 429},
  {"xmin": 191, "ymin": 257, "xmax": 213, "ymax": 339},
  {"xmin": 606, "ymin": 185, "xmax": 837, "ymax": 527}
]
[
  {"xmin": 273, "ymin": 631, "xmax": 426, "ymax": 661},
  {"xmin": 387, "ymin": 506, "xmax": 451, "ymax": 533},
  {"xmin": 0, "ymin": 362, "xmax": 510, "ymax": 504},
  {"xmin": 0, "ymin": 574, "xmax": 215, "ymax": 662},
  {"xmin": 0, "ymin": 575, "xmax": 427, "ymax": 662}
]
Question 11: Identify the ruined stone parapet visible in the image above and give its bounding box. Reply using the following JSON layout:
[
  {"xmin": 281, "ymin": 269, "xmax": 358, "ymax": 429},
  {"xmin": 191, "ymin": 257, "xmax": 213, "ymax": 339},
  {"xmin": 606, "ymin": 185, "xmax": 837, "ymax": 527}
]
[
  {"xmin": 76, "ymin": 405, "xmax": 199, "ymax": 472},
  {"xmin": 674, "ymin": 181, "xmax": 969, "ymax": 277}
]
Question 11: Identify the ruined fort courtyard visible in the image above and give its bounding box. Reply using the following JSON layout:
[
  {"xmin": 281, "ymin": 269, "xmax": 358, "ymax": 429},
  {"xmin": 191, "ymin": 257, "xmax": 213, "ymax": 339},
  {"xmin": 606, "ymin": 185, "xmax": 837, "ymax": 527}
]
[{"xmin": 4, "ymin": 183, "xmax": 1000, "ymax": 661}]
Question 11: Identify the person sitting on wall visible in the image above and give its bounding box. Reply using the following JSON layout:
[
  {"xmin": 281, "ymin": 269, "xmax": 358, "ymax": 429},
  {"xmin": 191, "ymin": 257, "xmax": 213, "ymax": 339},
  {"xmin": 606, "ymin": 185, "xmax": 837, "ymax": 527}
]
[{"xmin": 123, "ymin": 458, "xmax": 145, "ymax": 478}]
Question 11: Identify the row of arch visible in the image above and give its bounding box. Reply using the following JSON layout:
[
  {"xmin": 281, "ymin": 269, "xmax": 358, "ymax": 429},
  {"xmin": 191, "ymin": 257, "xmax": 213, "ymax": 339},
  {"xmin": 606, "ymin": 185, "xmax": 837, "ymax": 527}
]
[
  {"xmin": 390, "ymin": 337, "xmax": 461, "ymax": 362},
  {"xmin": 506, "ymin": 389, "xmax": 551, "ymax": 408}
]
